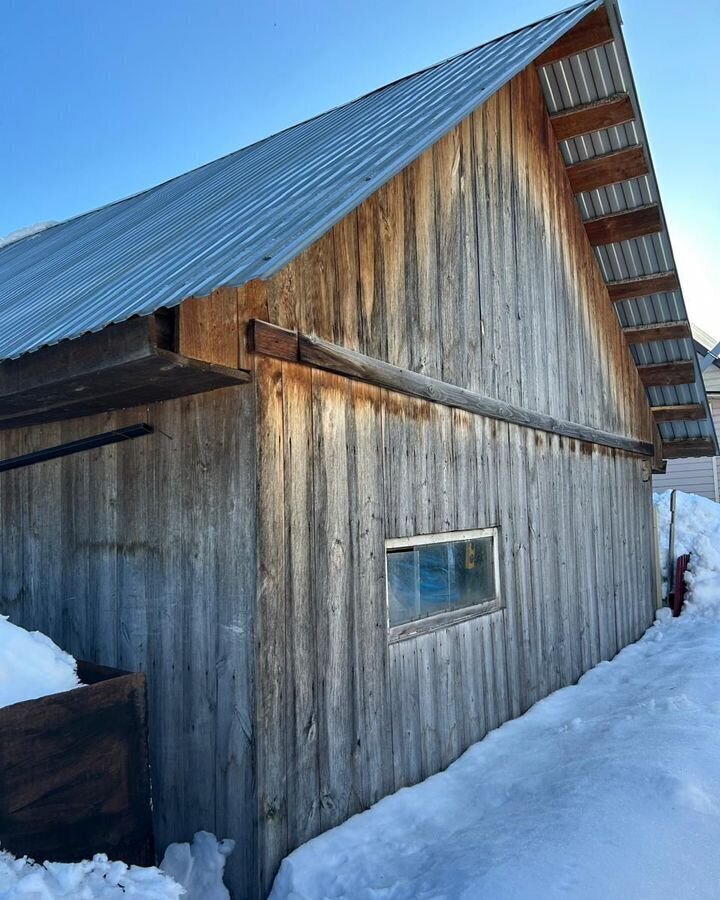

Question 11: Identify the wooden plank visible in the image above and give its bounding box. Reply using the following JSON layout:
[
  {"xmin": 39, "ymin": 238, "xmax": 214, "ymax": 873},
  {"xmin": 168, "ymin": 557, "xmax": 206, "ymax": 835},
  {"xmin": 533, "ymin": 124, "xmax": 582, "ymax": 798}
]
[
  {"xmin": 585, "ymin": 204, "xmax": 663, "ymax": 246},
  {"xmin": 622, "ymin": 321, "xmax": 691, "ymax": 343},
  {"xmin": 249, "ymin": 319, "xmax": 299, "ymax": 361},
  {"xmin": 636, "ymin": 361, "xmax": 695, "ymax": 386},
  {"xmin": 549, "ymin": 94, "xmax": 634, "ymax": 141},
  {"xmin": 177, "ymin": 288, "xmax": 239, "ymax": 367},
  {"xmin": 0, "ymin": 672, "xmax": 153, "ymax": 866},
  {"xmin": 566, "ymin": 146, "xmax": 648, "ymax": 194},
  {"xmin": 535, "ymin": 7, "xmax": 614, "ymax": 66},
  {"xmin": 608, "ymin": 272, "xmax": 681, "ymax": 302},
  {"xmin": 257, "ymin": 327, "xmax": 656, "ymax": 455},
  {"xmin": 662, "ymin": 438, "xmax": 716, "ymax": 459},
  {"xmin": 652, "ymin": 403, "xmax": 707, "ymax": 422}
]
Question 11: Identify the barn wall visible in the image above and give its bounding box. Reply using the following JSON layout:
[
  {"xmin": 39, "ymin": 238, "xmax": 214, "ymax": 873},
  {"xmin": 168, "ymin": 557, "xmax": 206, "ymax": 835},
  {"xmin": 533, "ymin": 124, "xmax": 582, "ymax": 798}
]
[
  {"xmin": 180, "ymin": 65, "xmax": 654, "ymax": 446},
  {"xmin": 0, "ymin": 386, "xmax": 258, "ymax": 900},
  {"xmin": 254, "ymin": 360, "xmax": 655, "ymax": 897}
]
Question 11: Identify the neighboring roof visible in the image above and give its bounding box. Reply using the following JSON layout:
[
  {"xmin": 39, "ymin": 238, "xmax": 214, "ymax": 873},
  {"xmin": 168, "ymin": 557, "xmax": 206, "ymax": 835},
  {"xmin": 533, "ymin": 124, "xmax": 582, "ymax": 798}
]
[
  {"xmin": 0, "ymin": 0, "xmax": 715, "ymax": 451},
  {"xmin": 0, "ymin": 0, "xmax": 598, "ymax": 363},
  {"xmin": 690, "ymin": 326, "xmax": 720, "ymax": 394}
]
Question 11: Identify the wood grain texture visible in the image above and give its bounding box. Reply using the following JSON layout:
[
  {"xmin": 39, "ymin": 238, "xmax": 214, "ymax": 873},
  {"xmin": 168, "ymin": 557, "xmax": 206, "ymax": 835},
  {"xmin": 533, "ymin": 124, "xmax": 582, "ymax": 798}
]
[
  {"xmin": 566, "ymin": 146, "xmax": 648, "ymax": 194},
  {"xmin": 652, "ymin": 403, "xmax": 707, "ymax": 422},
  {"xmin": 535, "ymin": 7, "xmax": 614, "ymax": 66},
  {"xmin": 623, "ymin": 321, "xmax": 691, "ymax": 343},
  {"xmin": 637, "ymin": 361, "xmax": 695, "ymax": 387},
  {"xmin": 549, "ymin": 94, "xmax": 634, "ymax": 141},
  {"xmin": 608, "ymin": 272, "xmax": 681, "ymax": 302},
  {"xmin": 662, "ymin": 438, "xmax": 716, "ymax": 458},
  {"xmin": 585, "ymin": 204, "xmax": 663, "ymax": 245}
]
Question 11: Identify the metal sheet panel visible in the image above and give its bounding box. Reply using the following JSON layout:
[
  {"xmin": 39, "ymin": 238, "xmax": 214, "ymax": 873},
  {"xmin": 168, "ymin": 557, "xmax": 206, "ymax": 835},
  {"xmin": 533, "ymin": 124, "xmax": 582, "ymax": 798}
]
[{"xmin": 0, "ymin": 0, "xmax": 600, "ymax": 363}]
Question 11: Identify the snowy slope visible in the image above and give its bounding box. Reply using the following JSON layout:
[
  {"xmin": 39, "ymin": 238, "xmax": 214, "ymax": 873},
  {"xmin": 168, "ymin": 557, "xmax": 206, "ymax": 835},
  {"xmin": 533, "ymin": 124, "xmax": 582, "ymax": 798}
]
[
  {"xmin": 0, "ymin": 614, "xmax": 80, "ymax": 708},
  {"xmin": 270, "ymin": 492, "xmax": 720, "ymax": 900}
]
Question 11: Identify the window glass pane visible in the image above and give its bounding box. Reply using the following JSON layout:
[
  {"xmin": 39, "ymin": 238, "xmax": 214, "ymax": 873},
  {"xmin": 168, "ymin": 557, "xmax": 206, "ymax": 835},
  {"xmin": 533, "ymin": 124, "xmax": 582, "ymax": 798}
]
[
  {"xmin": 387, "ymin": 548, "xmax": 418, "ymax": 626},
  {"xmin": 417, "ymin": 544, "xmax": 450, "ymax": 619},
  {"xmin": 450, "ymin": 537, "xmax": 495, "ymax": 609}
]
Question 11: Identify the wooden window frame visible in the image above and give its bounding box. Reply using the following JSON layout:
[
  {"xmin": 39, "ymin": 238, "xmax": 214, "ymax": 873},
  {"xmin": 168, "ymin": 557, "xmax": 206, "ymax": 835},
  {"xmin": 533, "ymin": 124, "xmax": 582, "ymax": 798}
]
[{"xmin": 386, "ymin": 527, "xmax": 503, "ymax": 643}]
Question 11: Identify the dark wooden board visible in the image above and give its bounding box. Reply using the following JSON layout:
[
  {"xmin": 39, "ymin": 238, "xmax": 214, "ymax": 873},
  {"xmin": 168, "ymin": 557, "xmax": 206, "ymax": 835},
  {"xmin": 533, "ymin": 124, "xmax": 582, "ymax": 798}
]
[
  {"xmin": 0, "ymin": 670, "xmax": 154, "ymax": 866},
  {"xmin": 566, "ymin": 146, "xmax": 648, "ymax": 194},
  {"xmin": 585, "ymin": 205, "xmax": 662, "ymax": 245},
  {"xmin": 636, "ymin": 361, "xmax": 695, "ymax": 387},
  {"xmin": 652, "ymin": 403, "xmax": 707, "ymax": 422},
  {"xmin": 623, "ymin": 321, "xmax": 691, "ymax": 343},
  {"xmin": 549, "ymin": 94, "xmax": 634, "ymax": 141},
  {"xmin": 535, "ymin": 7, "xmax": 614, "ymax": 66},
  {"xmin": 662, "ymin": 438, "xmax": 716, "ymax": 458},
  {"xmin": 608, "ymin": 271, "xmax": 680, "ymax": 301}
]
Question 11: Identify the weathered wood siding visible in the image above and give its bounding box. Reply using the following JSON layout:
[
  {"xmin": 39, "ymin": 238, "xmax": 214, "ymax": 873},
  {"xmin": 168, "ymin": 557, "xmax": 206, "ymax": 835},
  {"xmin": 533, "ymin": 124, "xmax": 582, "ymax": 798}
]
[
  {"xmin": 0, "ymin": 387, "xmax": 258, "ymax": 899},
  {"xmin": 252, "ymin": 363, "xmax": 655, "ymax": 896}
]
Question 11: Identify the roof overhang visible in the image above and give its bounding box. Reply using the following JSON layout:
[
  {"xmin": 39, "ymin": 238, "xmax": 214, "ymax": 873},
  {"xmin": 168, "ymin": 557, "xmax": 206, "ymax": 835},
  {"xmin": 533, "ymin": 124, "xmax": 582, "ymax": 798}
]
[{"xmin": 534, "ymin": 0, "xmax": 719, "ymax": 460}]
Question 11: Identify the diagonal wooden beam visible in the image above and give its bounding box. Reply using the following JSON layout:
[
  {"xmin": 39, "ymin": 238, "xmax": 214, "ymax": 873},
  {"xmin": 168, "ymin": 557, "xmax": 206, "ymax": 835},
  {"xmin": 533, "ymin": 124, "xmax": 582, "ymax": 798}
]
[
  {"xmin": 585, "ymin": 204, "xmax": 662, "ymax": 246},
  {"xmin": 536, "ymin": 7, "xmax": 614, "ymax": 66},
  {"xmin": 566, "ymin": 146, "xmax": 648, "ymax": 194},
  {"xmin": 550, "ymin": 94, "xmax": 635, "ymax": 141},
  {"xmin": 636, "ymin": 360, "xmax": 695, "ymax": 386},
  {"xmin": 662, "ymin": 438, "xmax": 716, "ymax": 459},
  {"xmin": 608, "ymin": 272, "xmax": 681, "ymax": 302},
  {"xmin": 622, "ymin": 321, "xmax": 692, "ymax": 343},
  {"xmin": 652, "ymin": 403, "xmax": 707, "ymax": 422}
]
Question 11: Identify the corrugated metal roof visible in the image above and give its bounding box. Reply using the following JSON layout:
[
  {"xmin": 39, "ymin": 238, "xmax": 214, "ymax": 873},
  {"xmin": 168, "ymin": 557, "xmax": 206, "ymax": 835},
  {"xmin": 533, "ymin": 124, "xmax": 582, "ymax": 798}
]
[
  {"xmin": 537, "ymin": 0, "xmax": 717, "ymax": 450},
  {"xmin": 0, "ymin": 0, "xmax": 599, "ymax": 363}
]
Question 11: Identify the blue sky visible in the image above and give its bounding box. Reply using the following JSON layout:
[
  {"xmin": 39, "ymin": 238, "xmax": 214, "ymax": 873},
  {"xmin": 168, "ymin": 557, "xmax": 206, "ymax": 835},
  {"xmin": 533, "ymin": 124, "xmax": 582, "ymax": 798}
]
[{"xmin": 1, "ymin": 0, "xmax": 718, "ymax": 334}]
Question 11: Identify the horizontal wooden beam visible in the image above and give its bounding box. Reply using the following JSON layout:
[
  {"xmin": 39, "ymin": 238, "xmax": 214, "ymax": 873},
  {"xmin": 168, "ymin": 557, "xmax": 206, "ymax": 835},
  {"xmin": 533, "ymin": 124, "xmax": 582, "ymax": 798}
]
[
  {"xmin": 636, "ymin": 361, "xmax": 695, "ymax": 387},
  {"xmin": 0, "ymin": 317, "xmax": 250, "ymax": 430},
  {"xmin": 550, "ymin": 94, "xmax": 634, "ymax": 141},
  {"xmin": 622, "ymin": 321, "xmax": 692, "ymax": 343},
  {"xmin": 536, "ymin": 7, "xmax": 614, "ymax": 66},
  {"xmin": 662, "ymin": 438, "xmax": 716, "ymax": 459},
  {"xmin": 652, "ymin": 403, "xmax": 707, "ymax": 422},
  {"xmin": 608, "ymin": 272, "xmax": 681, "ymax": 302},
  {"xmin": 585, "ymin": 204, "xmax": 663, "ymax": 246},
  {"xmin": 566, "ymin": 146, "xmax": 648, "ymax": 194},
  {"xmin": 249, "ymin": 319, "xmax": 299, "ymax": 361},
  {"xmin": 250, "ymin": 319, "xmax": 653, "ymax": 457}
]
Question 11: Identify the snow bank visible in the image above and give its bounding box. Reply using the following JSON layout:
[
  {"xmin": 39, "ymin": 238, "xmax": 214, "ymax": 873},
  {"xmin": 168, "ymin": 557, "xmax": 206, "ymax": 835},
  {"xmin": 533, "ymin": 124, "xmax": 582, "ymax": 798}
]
[
  {"xmin": 0, "ymin": 221, "xmax": 56, "ymax": 249},
  {"xmin": 270, "ymin": 492, "xmax": 720, "ymax": 900},
  {"xmin": 0, "ymin": 852, "xmax": 183, "ymax": 899},
  {"xmin": 654, "ymin": 490, "xmax": 720, "ymax": 617},
  {"xmin": 0, "ymin": 614, "xmax": 80, "ymax": 708},
  {"xmin": 160, "ymin": 831, "xmax": 235, "ymax": 900}
]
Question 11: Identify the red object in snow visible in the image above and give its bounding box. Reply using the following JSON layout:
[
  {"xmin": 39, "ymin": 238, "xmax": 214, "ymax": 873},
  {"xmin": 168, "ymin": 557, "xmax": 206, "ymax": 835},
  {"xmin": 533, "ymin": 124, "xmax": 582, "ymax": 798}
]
[{"xmin": 672, "ymin": 554, "xmax": 691, "ymax": 617}]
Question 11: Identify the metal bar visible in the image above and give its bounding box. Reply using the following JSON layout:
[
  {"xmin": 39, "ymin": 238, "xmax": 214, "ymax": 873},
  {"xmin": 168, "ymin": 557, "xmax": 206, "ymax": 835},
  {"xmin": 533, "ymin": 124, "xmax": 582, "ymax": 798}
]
[{"xmin": 0, "ymin": 424, "xmax": 153, "ymax": 473}]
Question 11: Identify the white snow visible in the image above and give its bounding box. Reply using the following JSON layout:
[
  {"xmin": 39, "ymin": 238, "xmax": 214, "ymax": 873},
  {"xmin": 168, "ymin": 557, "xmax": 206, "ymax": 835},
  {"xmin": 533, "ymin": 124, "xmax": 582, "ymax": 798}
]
[
  {"xmin": 0, "ymin": 221, "xmax": 56, "ymax": 249},
  {"xmin": 160, "ymin": 831, "xmax": 235, "ymax": 900},
  {"xmin": 0, "ymin": 614, "xmax": 80, "ymax": 708},
  {"xmin": 270, "ymin": 491, "xmax": 720, "ymax": 900},
  {"xmin": 0, "ymin": 853, "xmax": 183, "ymax": 899}
]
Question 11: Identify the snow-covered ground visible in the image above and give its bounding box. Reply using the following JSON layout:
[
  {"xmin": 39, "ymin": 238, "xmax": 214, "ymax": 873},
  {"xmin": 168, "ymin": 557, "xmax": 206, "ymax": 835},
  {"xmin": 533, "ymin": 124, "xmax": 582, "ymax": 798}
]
[
  {"xmin": 0, "ymin": 615, "xmax": 80, "ymax": 708},
  {"xmin": 270, "ymin": 491, "xmax": 720, "ymax": 900}
]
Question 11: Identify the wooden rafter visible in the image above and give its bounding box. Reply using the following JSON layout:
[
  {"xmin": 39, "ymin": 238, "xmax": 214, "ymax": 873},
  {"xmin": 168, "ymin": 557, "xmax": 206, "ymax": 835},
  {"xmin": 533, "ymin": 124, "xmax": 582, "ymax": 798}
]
[
  {"xmin": 636, "ymin": 361, "xmax": 695, "ymax": 387},
  {"xmin": 585, "ymin": 204, "xmax": 662, "ymax": 246},
  {"xmin": 536, "ymin": 7, "xmax": 614, "ymax": 66},
  {"xmin": 549, "ymin": 94, "xmax": 634, "ymax": 141},
  {"xmin": 622, "ymin": 321, "xmax": 692, "ymax": 343},
  {"xmin": 652, "ymin": 404, "xmax": 707, "ymax": 422},
  {"xmin": 662, "ymin": 438, "xmax": 716, "ymax": 459},
  {"xmin": 566, "ymin": 146, "xmax": 648, "ymax": 194},
  {"xmin": 608, "ymin": 272, "xmax": 681, "ymax": 302}
]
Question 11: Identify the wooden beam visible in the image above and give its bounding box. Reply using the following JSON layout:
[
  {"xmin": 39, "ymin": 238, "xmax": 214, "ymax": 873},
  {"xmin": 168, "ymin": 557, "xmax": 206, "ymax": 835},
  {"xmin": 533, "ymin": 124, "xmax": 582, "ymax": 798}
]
[
  {"xmin": 249, "ymin": 319, "xmax": 299, "ymax": 361},
  {"xmin": 536, "ymin": 7, "xmax": 614, "ymax": 66},
  {"xmin": 0, "ymin": 317, "xmax": 250, "ymax": 430},
  {"xmin": 622, "ymin": 321, "xmax": 692, "ymax": 343},
  {"xmin": 249, "ymin": 319, "xmax": 653, "ymax": 456},
  {"xmin": 652, "ymin": 403, "xmax": 707, "ymax": 423},
  {"xmin": 608, "ymin": 272, "xmax": 681, "ymax": 302},
  {"xmin": 636, "ymin": 361, "xmax": 695, "ymax": 387},
  {"xmin": 566, "ymin": 146, "xmax": 648, "ymax": 194},
  {"xmin": 662, "ymin": 438, "xmax": 716, "ymax": 459},
  {"xmin": 585, "ymin": 204, "xmax": 663, "ymax": 246},
  {"xmin": 550, "ymin": 94, "xmax": 634, "ymax": 141}
]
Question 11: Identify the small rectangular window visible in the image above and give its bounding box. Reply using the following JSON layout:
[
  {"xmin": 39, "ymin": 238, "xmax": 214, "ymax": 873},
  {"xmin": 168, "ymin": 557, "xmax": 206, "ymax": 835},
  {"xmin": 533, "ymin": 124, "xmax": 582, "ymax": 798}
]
[{"xmin": 386, "ymin": 528, "xmax": 501, "ymax": 640}]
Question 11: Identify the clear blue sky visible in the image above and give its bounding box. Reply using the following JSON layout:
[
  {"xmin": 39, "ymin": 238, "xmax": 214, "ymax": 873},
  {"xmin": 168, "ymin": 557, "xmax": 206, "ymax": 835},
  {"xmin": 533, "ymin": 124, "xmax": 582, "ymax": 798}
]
[{"xmin": 1, "ymin": 0, "xmax": 718, "ymax": 334}]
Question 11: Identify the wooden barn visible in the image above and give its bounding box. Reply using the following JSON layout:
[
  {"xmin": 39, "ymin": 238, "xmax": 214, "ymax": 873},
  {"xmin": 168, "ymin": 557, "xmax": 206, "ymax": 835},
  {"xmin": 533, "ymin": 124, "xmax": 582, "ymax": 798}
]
[{"xmin": 0, "ymin": 1, "xmax": 717, "ymax": 897}]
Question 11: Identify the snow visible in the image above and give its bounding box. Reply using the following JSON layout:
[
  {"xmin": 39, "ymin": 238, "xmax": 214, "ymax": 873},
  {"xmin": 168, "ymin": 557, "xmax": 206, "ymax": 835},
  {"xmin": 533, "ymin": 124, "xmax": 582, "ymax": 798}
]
[
  {"xmin": 270, "ymin": 491, "xmax": 720, "ymax": 900},
  {"xmin": 160, "ymin": 832, "xmax": 235, "ymax": 900},
  {"xmin": 0, "ymin": 222, "xmax": 56, "ymax": 249},
  {"xmin": 0, "ymin": 614, "xmax": 80, "ymax": 708},
  {"xmin": 0, "ymin": 833, "xmax": 234, "ymax": 900},
  {"xmin": 0, "ymin": 853, "xmax": 183, "ymax": 899}
]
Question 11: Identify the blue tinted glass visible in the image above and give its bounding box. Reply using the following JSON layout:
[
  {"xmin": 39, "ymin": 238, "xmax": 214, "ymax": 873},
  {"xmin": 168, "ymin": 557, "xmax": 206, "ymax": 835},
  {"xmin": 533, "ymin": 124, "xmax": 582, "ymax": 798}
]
[
  {"xmin": 416, "ymin": 544, "xmax": 450, "ymax": 618},
  {"xmin": 387, "ymin": 548, "xmax": 418, "ymax": 626}
]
